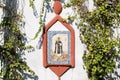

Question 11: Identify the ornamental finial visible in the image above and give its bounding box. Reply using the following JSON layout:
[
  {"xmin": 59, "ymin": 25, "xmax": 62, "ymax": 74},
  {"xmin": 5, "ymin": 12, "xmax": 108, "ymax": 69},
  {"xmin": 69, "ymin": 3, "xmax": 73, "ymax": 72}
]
[{"xmin": 53, "ymin": 0, "xmax": 62, "ymax": 15}]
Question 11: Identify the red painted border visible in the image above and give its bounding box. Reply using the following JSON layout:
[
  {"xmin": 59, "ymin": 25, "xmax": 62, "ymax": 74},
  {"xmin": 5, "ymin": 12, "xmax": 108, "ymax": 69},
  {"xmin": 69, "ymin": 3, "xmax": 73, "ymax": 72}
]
[{"xmin": 43, "ymin": 15, "xmax": 75, "ymax": 68}]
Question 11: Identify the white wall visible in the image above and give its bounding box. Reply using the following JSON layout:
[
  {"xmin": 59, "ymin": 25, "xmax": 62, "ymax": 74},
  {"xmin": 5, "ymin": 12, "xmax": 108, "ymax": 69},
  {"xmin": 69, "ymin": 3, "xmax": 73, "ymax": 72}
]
[
  {"xmin": 22, "ymin": 0, "xmax": 88, "ymax": 80},
  {"xmin": 0, "ymin": 7, "xmax": 2, "ymax": 70},
  {"xmin": 0, "ymin": 8, "xmax": 3, "ymax": 45}
]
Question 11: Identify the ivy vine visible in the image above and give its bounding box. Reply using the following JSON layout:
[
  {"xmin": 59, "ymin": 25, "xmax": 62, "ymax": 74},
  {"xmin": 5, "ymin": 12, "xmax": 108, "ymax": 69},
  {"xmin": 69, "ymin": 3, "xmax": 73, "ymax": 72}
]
[
  {"xmin": 0, "ymin": 0, "xmax": 34, "ymax": 80},
  {"xmin": 33, "ymin": 0, "xmax": 51, "ymax": 40},
  {"xmin": 69, "ymin": 0, "xmax": 120, "ymax": 80}
]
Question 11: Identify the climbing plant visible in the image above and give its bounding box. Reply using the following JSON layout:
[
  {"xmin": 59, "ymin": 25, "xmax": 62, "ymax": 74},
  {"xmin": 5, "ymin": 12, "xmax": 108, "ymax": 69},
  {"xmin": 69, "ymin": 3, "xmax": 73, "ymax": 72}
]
[
  {"xmin": 68, "ymin": 0, "xmax": 120, "ymax": 80},
  {"xmin": 31, "ymin": 0, "xmax": 51, "ymax": 40},
  {"xmin": 0, "ymin": 0, "xmax": 34, "ymax": 80}
]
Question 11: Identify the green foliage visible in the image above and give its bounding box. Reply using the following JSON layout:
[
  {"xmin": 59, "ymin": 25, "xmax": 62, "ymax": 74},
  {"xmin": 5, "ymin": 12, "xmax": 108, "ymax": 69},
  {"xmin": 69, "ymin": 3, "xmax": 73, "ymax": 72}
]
[
  {"xmin": 70, "ymin": 0, "xmax": 120, "ymax": 80},
  {"xmin": 0, "ymin": 1, "xmax": 35, "ymax": 80},
  {"xmin": 29, "ymin": 0, "xmax": 45, "ymax": 39},
  {"xmin": 32, "ymin": 0, "xmax": 49, "ymax": 39},
  {"xmin": 64, "ymin": 3, "xmax": 71, "ymax": 8},
  {"xmin": 29, "ymin": 0, "xmax": 34, "ymax": 7}
]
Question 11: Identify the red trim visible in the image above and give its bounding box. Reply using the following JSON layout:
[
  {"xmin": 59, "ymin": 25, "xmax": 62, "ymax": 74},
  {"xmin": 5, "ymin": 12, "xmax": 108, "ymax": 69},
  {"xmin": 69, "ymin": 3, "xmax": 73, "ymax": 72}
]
[{"xmin": 50, "ymin": 66, "xmax": 70, "ymax": 77}]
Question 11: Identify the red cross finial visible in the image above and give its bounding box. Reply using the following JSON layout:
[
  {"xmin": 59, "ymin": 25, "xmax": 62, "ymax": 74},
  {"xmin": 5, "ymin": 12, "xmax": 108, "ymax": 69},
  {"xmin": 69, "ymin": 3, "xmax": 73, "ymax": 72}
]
[{"xmin": 53, "ymin": 0, "xmax": 62, "ymax": 15}]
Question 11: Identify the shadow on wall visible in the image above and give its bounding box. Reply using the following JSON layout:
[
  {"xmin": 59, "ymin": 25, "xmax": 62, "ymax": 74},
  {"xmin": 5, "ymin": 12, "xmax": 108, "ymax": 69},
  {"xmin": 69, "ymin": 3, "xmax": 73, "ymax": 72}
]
[
  {"xmin": 45, "ymin": 2, "xmax": 53, "ymax": 13},
  {"xmin": 23, "ymin": 73, "xmax": 39, "ymax": 80},
  {"xmin": 60, "ymin": 0, "xmax": 65, "ymax": 3}
]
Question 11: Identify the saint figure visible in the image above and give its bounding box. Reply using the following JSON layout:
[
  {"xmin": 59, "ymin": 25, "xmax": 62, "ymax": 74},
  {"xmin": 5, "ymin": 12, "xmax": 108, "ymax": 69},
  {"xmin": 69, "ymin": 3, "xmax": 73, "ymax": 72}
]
[{"xmin": 54, "ymin": 37, "xmax": 63, "ymax": 54}]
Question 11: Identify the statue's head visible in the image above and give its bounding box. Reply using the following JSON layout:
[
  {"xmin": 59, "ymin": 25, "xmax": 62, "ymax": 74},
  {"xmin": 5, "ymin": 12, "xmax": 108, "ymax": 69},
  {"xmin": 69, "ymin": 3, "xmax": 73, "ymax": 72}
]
[{"xmin": 57, "ymin": 37, "xmax": 60, "ymax": 40}]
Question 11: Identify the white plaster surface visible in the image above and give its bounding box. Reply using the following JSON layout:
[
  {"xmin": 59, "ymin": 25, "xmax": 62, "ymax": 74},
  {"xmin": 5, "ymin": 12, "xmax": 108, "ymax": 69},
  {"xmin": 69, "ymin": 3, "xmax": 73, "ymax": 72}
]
[
  {"xmin": 0, "ymin": 8, "xmax": 2, "ymax": 22},
  {"xmin": 49, "ymin": 21, "xmax": 69, "ymax": 31},
  {"xmin": 0, "ymin": 8, "xmax": 4, "ymax": 46},
  {"xmin": 0, "ymin": 3, "xmax": 2, "ymax": 71}
]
